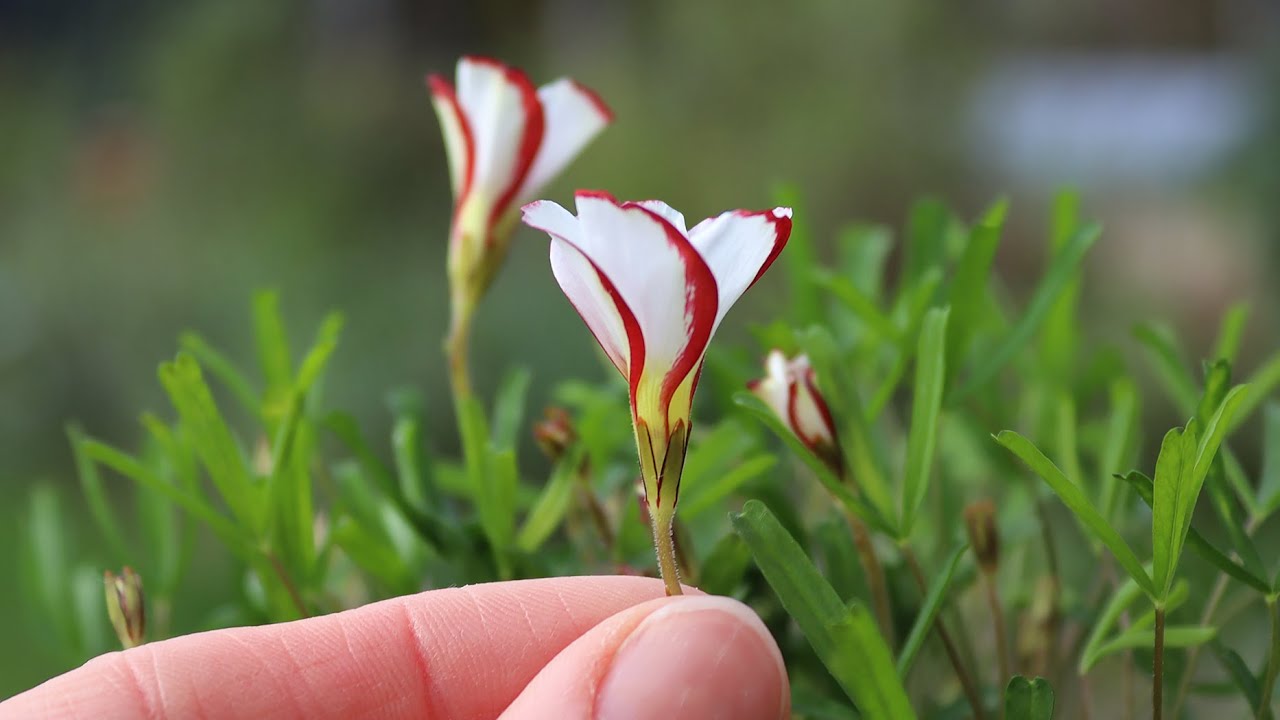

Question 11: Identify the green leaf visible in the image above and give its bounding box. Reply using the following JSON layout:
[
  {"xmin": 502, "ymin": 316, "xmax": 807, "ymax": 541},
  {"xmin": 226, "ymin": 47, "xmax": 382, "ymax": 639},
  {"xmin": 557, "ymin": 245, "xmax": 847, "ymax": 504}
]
[
  {"xmin": 1260, "ymin": 404, "xmax": 1280, "ymax": 513},
  {"xmin": 1119, "ymin": 471, "xmax": 1269, "ymax": 594},
  {"xmin": 1083, "ymin": 625, "xmax": 1216, "ymax": 671},
  {"xmin": 870, "ymin": 269, "xmax": 943, "ymax": 418},
  {"xmin": 1098, "ymin": 379, "xmax": 1140, "ymax": 524},
  {"xmin": 679, "ymin": 454, "xmax": 777, "ymax": 520},
  {"xmin": 1132, "ymin": 323, "xmax": 1198, "ymax": 415},
  {"xmin": 734, "ymin": 392, "xmax": 893, "ymax": 536},
  {"xmin": 1152, "ymin": 425, "xmax": 1195, "ymax": 599},
  {"xmin": 697, "ymin": 531, "xmax": 754, "ymax": 597},
  {"xmin": 68, "ymin": 424, "xmax": 130, "ymax": 563},
  {"xmin": 897, "ymin": 542, "xmax": 969, "ymax": 678},
  {"xmin": 1039, "ymin": 187, "xmax": 1082, "ymax": 379},
  {"xmin": 1235, "ymin": 351, "xmax": 1280, "ymax": 432},
  {"xmin": 901, "ymin": 308, "xmax": 949, "ymax": 535},
  {"xmin": 393, "ymin": 415, "xmax": 434, "ymax": 512},
  {"xmin": 1211, "ymin": 640, "xmax": 1261, "ymax": 710},
  {"xmin": 996, "ymin": 430, "xmax": 1154, "ymax": 597},
  {"xmin": 25, "ymin": 485, "xmax": 76, "ymax": 654},
  {"xmin": 1213, "ymin": 303, "xmax": 1250, "ymax": 365},
  {"xmin": 516, "ymin": 445, "xmax": 585, "ymax": 553},
  {"xmin": 814, "ymin": 271, "xmax": 903, "ymax": 345},
  {"xmin": 732, "ymin": 500, "xmax": 915, "ymax": 719},
  {"xmin": 904, "ymin": 197, "xmax": 951, "ymax": 287},
  {"xmin": 492, "ymin": 367, "xmax": 532, "ymax": 451},
  {"xmin": 1005, "ymin": 676, "xmax": 1056, "ymax": 720},
  {"xmin": 178, "ymin": 331, "xmax": 262, "ymax": 419},
  {"xmin": 836, "ymin": 224, "xmax": 893, "ymax": 301},
  {"xmin": 951, "ymin": 221, "xmax": 1100, "ymax": 403},
  {"xmin": 946, "ymin": 198, "xmax": 1006, "ymax": 381},
  {"xmin": 158, "ymin": 353, "xmax": 262, "ymax": 533},
  {"xmin": 1080, "ymin": 574, "xmax": 1146, "ymax": 674},
  {"xmin": 253, "ymin": 290, "xmax": 293, "ymax": 419}
]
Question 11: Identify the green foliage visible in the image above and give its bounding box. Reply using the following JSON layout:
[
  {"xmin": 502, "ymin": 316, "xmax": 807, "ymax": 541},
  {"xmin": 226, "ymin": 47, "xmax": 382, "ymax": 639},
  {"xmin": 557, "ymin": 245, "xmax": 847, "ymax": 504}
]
[{"xmin": 22, "ymin": 192, "xmax": 1280, "ymax": 719}]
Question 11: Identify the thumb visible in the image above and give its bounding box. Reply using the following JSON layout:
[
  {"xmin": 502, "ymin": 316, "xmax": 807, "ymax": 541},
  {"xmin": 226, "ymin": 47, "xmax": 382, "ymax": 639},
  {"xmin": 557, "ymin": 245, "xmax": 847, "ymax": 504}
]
[{"xmin": 501, "ymin": 594, "xmax": 789, "ymax": 720}]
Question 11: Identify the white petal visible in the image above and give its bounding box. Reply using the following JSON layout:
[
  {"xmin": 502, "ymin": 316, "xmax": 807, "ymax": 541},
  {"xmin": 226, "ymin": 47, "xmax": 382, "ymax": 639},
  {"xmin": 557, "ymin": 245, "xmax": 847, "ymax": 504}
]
[
  {"xmin": 749, "ymin": 349, "xmax": 791, "ymax": 421},
  {"xmin": 519, "ymin": 78, "xmax": 612, "ymax": 202},
  {"xmin": 574, "ymin": 193, "xmax": 716, "ymax": 373},
  {"xmin": 455, "ymin": 57, "xmax": 542, "ymax": 212},
  {"xmin": 633, "ymin": 200, "xmax": 687, "ymax": 235},
  {"xmin": 524, "ymin": 201, "xmax": 631, "ymax": 376},
  {"xmin": 689, "ymin": 207, "xmax": 792, "ymax": 333},
  {"xmin": 427, "ymin": 75, "xmax": 471, "ymax": 198},
  {"xmin": 792, "ymin": 381, "xmax": 835, "ymax": 445}
]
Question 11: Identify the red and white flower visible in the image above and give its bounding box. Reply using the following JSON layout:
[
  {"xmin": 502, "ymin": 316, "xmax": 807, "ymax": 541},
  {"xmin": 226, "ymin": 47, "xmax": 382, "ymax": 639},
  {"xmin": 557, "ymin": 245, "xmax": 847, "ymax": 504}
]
[
  {"xmin": 748, "ymin": 350, "xmax": 843, "ymax": 473},
  {"xmin": 522, "ymin": 191, "xmax": 792, "ymax": 515},
  {"xmin": 428, "ymin": 57, "xmax": 613, "ymax": 307}
]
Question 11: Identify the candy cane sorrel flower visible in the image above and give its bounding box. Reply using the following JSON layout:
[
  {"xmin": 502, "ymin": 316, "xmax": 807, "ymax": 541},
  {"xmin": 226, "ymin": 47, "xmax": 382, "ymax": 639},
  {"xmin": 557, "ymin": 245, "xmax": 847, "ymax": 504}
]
[
  {"xmin": 748, "ymin": 350, "xmax": 843, "ymax": 474},
  {"xmin": 429, "ymin": 57, "xmax": 612, "ymax": 395},
  {"xmin": 522, "ymin": 191, "xmax": 791, "ymax": 593}
]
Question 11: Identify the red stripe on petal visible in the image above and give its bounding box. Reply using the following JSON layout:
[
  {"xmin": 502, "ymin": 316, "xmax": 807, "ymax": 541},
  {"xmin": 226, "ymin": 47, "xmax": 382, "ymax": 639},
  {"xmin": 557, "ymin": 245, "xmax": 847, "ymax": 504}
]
[
  {"xmin": 568, "ymin": 79, "xmax": 615, "ymax": 123},
  {"xmin": 626, "ymin": 203, "xmax": 719, "ymax": 419},
  {"xmin": 804, "ymin": 367, "xmax": 839, "ymax": 444},
  {"xmin": 488, "ymin": 64, "xmax": 545, "ymax": 240},
  {"xmin": 426, "ymin": 74, "xmax": 476, "ymax": 216},
  {"xmin": 574, "ymin": 188, "xmax": 620, "ymax": 203},
  {"xmin": 738, "ymin": 208, "xmax": 793, "ymax": 287}
]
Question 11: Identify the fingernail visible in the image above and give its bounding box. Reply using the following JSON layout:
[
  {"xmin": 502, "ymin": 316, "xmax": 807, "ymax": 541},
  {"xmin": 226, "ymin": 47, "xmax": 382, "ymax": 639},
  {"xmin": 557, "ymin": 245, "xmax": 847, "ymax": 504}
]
[{"xmin": 596, "ymin": 596, "xmax": 788, "ymax": 720}]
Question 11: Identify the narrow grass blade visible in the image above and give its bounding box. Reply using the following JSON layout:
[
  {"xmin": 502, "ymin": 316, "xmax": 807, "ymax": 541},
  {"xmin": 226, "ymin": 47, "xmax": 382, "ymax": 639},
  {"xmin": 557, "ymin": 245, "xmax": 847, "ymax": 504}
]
[
  {"xmin": 732, "ymin": 500, "xmax": 915, "ymax": 719},
  {"xmin": 68, "ymin": 424, "xmax": 130, "ymax": 562},
  {"xmin": 901, "ymin": 308, "xmax": 948, "ymax": 535},
  {"xmin": 1082, "ymin": 625, "xmax": 1216, "ymax": 672},
  {"xmin": 1210, "ymin": 640, "xmax": 1262, "ymax": 710},
  {"xmin": 516, "ymin": 445, "xmax": 584, "ymax": 553},
  {"xmin": 946, "ymin": 199, "xmax": 1006, "ymax": 382},
  {"xmin": 679, "ymin": 454, "xmax": 776, "ymax": 520},
  {"xmin": 996, "ymin": 430, "xmax": 1154, "ymax": 597},
  {"xmin": 178, "ymin": 332, "xmax": 262, "ymax": 419},
  {"xmin": 951, "ymin": 222, "xmax": 1100, "ymax": 403},
  {"xmin": 1212, "ymin": 303, "xmax": 1250, "ymax": 365},
  {"xmin": 897, "ymin": 542, "xmax": 969, "ymax": 677},
  {"xmin": 492, "ymin": 367, "xmax": 532, "ymax": 451}
]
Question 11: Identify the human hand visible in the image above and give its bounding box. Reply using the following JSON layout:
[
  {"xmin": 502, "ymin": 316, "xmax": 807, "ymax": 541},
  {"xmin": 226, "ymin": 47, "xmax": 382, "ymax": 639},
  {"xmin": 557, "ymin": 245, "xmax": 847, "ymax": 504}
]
[{"xmin": 1, "ymin": 576, "xmax": 789, "ymax": 719}]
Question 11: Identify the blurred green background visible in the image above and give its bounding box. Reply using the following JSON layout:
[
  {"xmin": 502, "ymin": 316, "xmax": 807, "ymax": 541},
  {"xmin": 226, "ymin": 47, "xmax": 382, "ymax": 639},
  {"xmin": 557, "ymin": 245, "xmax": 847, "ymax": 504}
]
[{"xmin": 2, "ymin": 0, "xmax": 1279, "ymax": 698}]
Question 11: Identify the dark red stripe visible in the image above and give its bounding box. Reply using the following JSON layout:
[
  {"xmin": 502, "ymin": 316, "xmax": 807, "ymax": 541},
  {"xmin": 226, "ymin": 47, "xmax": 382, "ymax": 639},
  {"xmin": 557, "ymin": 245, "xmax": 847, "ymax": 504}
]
[
  {"xmin": 425, "ymin": 74, "xmax": 475, "ymax": 221},
  {"xmin": 625, "ymin": 202, "xmax": 718, "ymax": 432},
  {"xmin": 486, "ymin": 63, "xmax": 545, "ymax": 244},
  {"xmin": 568, "ymin": 79, "xmax": 615, "ymax": 123},
  {"xmin": 738, "ymin": 209, "xmax": 793, "ymax": 288}
]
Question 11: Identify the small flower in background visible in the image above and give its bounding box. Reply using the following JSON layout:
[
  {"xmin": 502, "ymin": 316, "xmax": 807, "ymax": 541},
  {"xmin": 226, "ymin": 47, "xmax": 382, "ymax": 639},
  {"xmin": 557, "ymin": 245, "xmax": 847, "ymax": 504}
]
[
  {"xmin": 748, "ymin": 350, "xmax": 844, "ymax": 475},
  {"xmin": 532, "ymin": 406, "xmax": 577, "ymax": 461},
  {"xmin": 964, "ymin": 499, "xmax": 1000, "ymax": 575},
  {"xmin": 523, "ymin": 190, "xmax": 791, "ymax": 593},
  {"xmin": 104, "ymin": 567, "xmax": 145, "ymax": 650},
  {"xmin": 429, "ymin": 57, "xmax": 613, "ymax": 386}
]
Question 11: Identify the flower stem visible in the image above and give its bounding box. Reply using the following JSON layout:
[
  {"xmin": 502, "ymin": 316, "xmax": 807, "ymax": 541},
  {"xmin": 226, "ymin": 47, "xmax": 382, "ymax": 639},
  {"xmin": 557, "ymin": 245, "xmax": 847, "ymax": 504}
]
[
  {"xmin": 1257, "ymin": 597, "xmax": 1280, "ymax": 718},
  {"xmin": 652, "ymin": 511, "xmax": 684, "ymax": 596},
  {"xmin": 445, "ymin": 301, "xmax": 474, "ymax": 404},
  {"xmin": 982, "ymin": 570, "xmax": 1011, "ymax": 696},
  {"xmin": 904, "ymin": 546, "xmax": 986, "ymax": 720},
  {"xmin": 844, "ymin": 508, "xmax": 895, "ymax": 647},
  {"xmin": 1153, "ymin": 606, "xmax": 1166, "ymax": 720}
]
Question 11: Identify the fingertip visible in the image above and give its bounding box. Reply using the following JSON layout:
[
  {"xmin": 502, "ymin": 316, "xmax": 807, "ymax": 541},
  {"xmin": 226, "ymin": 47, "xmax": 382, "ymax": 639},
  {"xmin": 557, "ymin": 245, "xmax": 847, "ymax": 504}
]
[{"xmin": 502, "ymin": 594, "xmax": 788, "ymax": 720}]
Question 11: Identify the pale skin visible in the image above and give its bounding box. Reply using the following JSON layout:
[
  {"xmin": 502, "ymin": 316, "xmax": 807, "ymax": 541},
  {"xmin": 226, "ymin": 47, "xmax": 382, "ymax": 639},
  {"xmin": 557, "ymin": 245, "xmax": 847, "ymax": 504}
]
[{"xmin": 1, "ymin": 576, "xmax": 789, "ymax": 720}]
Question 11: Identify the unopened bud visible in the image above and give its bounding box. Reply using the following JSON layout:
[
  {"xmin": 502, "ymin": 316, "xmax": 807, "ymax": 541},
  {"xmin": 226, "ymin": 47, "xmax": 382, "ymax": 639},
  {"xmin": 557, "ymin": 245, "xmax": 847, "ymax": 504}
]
[
  {"xmin": 104, "ymin": 567, "xmax": 145, "ymax": 649},
  {"xmin": 964, "ymin": 500, "xmax": 1000, "ymax": 574},
  {"xmin": 533, "ymin": 407, "xmax": 576, "ymax": 461}
]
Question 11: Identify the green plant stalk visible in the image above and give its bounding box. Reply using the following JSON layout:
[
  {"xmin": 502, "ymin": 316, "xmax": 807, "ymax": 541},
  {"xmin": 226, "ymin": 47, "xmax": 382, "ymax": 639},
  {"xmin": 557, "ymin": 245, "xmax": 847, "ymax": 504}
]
[
  {"xmin": 982, "ymin": 569, "xmax": 1011, "ymax": 703},
  {"xmin": 903, "ymin": 546, "xmax": 986, "ymax": 720},
  {"xmin": 1257, "ymin": 597, "xmax": 1280, "ymax": 719},
  {"xmin": 1034, "ymin": 497, "xmax": 1063, "ymax": 678},
  {"xmin": 843, "ymin": 505, "xmax": 895, "ymax": 648},
  {"xmin": 445, "ymin": 299, "xmax": 475, "ymax": 403},
  {"xmin": 266, "ymin": 551, "xmax": 309, "ymax": 619},
  {"xmin": 652, "ymin": 510, "xmax": 684, "ymax": 596},
  {"xmin": 1154, "ymin": 606, "xmax": 1166, "ymax": 720}
]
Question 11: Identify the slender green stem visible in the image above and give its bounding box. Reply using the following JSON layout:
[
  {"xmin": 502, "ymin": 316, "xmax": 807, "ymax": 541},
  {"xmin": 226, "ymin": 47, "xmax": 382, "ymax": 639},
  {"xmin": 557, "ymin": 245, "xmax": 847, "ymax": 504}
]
[
  {"xmin": 652, "ymin": 512, "xmax": 684, "ymax": 596},
  {"xmin": 904, "ymin": 547, "xmax": 986, "ymax": 720},
  {"xmin": 1033, "ymin": 497, "xmax": 1062, "ymax": 679},
  {"xmin": 844, "ymin": 507, "xmax": 895, "ymax": 647},
  {"xmin": 982, "ymin": 570, "xmax": 1011, "ymax": 701},
  {"xmin": 1257, "ymin": 598, "xmax": 1280, "ymax": 719},
  {"xmin": 1153, "ymin": 607, "xmax": 1166, "ymax": 720},
  {"xmin": 445, "ymin": 301, "xmax": 475, "ymax": 403},
  {"xmin": 266, "ymin": 552, "xmax": 309, "ymax": 619}
]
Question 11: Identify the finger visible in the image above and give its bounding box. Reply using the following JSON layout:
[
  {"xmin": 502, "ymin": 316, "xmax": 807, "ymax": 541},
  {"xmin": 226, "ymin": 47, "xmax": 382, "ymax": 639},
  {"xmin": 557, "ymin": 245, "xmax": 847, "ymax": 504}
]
[
  {"xmin": 501, "ymin": 594, "xmax": 789, "ymax": 720},
  {"xmin": 1, "ymin": 575, "xmax": 684, "ymax": 720}
]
